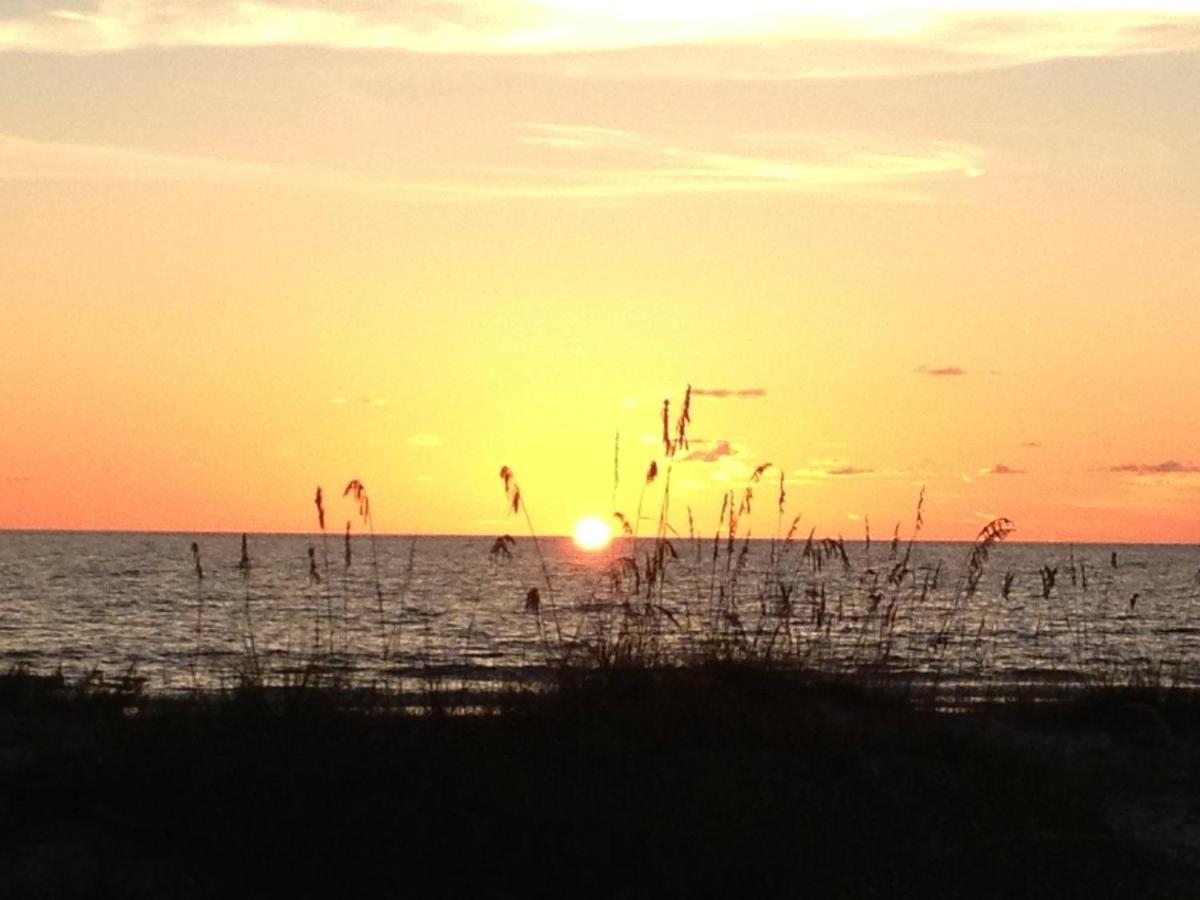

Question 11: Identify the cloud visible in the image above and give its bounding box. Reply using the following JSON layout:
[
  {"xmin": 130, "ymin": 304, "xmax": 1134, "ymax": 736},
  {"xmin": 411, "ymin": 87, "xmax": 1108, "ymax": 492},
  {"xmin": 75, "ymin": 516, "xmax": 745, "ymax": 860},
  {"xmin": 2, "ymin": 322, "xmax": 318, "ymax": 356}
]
[
  {"xmin": 917, "ymin": 365, "xmax": 966, "ymax": 377},
  {"xmin": 517, "ymin": 125, "xmax": 985, "ymax": 200},
  {"xmin": 681, "ymin": 440, "xmax": 735, "ymax": 463},
  {"xmin": 1021, "ymin": 441, "xmax": 1043, "ymax": 449},
  {"xmin": 0, "ymin": 127, "xmax": 985, "ymax": 201},
  {"xmin": 2, "ymin": 4, "xmax": 1198, "ymax": 80},
  {"xmin": 408, "ymin": 433, "xmax": 443, "ymax": 448},
  {"xmin": 330, "ymin": 396, "xmax": 389, "ymax": 406},
  {"xmin": 692, "ymin": 387, "xmax": 767, "ymax": 399},
  {"xmin": 1110, "ymin": 460, "xmax": 1200, "ymax": 475},
  {"xmin": 985, "ymin": 464, "xmax": 1025, "ymax": 475},
  {"xmin": 791, "ymin": 461, "xmax": 879, "ymax": 478},
  {"xmin": 0, "ymin": 132, "xmax": 453, "ymax": 194},
  {"xmin": 3, "ymin": 475, "xmax": 31, "ymax": 483}
]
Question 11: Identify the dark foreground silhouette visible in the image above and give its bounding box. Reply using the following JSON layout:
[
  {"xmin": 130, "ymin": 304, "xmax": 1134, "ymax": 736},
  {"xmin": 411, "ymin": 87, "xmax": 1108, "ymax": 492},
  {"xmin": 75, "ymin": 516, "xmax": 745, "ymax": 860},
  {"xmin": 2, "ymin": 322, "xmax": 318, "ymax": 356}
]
[{"xmin": 0, "ymin": 667, "xmax": 1197, "ymax": 898}]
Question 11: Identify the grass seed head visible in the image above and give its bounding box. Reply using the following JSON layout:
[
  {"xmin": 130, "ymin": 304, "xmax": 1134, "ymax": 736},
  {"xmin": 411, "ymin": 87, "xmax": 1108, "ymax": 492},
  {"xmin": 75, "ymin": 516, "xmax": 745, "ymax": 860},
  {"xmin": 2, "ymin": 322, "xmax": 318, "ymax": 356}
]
[
  {"xmin": 237, "ymin": 534, "xmax": 250, "ymax": 580},
  {"xmin": 190, "ymin": 542, "xmax": 203, "ymax": 581},
  {"xmin": 499, "ymin": 466, "xmax": 521, "ymax": 513},
  {"xmin": 344, "ymin": 480, "xmax": 370, "ymax": 522},
  {"xmin": 674, "ymin": 385, "xmax": 692, "ymax": 454}
]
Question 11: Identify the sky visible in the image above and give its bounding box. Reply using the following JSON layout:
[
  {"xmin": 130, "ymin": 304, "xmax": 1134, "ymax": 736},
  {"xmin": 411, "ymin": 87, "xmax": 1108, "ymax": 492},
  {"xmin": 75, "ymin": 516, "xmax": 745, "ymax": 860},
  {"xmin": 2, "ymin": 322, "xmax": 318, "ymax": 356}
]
[{"xmin": 1, "ymin": 2, "xmax": 1199, "ymax": 541}]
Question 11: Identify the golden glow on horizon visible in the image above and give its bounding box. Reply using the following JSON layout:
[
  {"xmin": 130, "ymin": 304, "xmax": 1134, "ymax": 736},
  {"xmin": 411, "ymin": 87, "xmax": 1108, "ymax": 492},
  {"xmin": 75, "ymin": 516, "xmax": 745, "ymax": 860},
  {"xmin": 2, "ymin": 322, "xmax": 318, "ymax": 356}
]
[{"xmin": 573, "ymin": 517, "xmax": 613, "ymax": 552}]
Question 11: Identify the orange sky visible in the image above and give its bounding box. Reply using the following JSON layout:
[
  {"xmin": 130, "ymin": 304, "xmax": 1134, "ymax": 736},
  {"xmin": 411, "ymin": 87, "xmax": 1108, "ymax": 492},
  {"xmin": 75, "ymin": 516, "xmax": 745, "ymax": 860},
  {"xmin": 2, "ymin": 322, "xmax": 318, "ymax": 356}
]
[{"xmin": 1, "ymin": 4, "xmax": 1199, "ymax": 541}]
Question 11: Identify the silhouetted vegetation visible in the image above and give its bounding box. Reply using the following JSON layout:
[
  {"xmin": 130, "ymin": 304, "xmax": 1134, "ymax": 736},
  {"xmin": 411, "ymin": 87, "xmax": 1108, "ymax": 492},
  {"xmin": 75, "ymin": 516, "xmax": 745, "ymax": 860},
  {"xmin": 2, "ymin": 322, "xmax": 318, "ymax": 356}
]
[
  {"xmin": 0, "ymin": 666, "xmax": 1198, "ymax": 898},
  {"xmin": 3, "ymin": 388, "xmax": 1198, "ymax": 897}
]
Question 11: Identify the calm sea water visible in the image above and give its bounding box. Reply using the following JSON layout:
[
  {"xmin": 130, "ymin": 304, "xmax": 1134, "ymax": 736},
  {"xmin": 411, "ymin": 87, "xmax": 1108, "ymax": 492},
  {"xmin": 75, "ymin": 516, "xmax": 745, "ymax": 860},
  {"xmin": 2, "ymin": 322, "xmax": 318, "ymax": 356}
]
[{"xmin": 1, "ymin": 531, "xmax": 1198, "ymax": 693}]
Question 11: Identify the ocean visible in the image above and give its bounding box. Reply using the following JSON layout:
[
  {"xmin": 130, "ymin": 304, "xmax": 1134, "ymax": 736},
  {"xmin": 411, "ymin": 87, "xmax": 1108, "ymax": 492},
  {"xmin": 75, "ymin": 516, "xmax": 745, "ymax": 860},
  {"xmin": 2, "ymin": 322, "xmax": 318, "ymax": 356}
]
[{"xmin": 1, "ymin": 530, "xmax": 1198, "ymax": 693}]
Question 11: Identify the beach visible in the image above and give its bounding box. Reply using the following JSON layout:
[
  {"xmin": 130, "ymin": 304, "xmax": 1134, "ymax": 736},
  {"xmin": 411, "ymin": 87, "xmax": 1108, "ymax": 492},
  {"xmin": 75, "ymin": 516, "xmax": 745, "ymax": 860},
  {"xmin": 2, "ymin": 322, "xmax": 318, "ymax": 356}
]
[{"xmin": 1, "ymin": 666, "xmax": 1198, "ymax": 898}]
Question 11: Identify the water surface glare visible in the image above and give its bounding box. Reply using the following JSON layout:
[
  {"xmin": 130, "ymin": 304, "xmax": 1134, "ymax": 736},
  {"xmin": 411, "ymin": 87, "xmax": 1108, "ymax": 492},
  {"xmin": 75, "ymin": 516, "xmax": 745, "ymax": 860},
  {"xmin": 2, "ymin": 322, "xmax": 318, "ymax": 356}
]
[{"xmin": 1, "ymin": 532, "xmax": 1198, "ymax": 693}]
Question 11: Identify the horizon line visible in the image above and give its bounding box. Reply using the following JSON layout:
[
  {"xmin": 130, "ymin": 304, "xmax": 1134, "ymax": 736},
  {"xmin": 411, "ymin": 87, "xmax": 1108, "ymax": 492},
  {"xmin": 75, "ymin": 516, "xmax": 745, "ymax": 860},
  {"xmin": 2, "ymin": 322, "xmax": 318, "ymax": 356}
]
[{"xmin": 0, "ymin": 526, "xmax": 1195, "ymax": 546}]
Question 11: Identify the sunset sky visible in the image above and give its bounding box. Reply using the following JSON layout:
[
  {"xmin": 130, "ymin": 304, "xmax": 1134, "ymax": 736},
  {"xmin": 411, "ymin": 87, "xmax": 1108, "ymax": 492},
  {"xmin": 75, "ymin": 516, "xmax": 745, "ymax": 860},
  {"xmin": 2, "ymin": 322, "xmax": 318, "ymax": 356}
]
[{"xmin": 2, "ymin": 3, "xmax": 1198, "ymax": 541}]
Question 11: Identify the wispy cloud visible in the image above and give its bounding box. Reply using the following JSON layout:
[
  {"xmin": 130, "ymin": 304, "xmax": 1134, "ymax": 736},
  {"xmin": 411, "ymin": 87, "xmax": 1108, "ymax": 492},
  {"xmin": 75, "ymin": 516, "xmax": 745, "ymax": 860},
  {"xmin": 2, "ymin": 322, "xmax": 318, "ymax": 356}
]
[
  {"xmin": 2, "ymin": 4, "xmax": 1198, "ymax": 79},
  {"xmin": 692, "ymin": 387, "xmax": 767, "ymax": 399},
  {"xmin": 917, "ymin": 365, "xmax": 966, "ymax": 377},
  {"xmin": 0, "ymin": 131, "xmax": 537, "ymax": 199},
  {"xmin": 0, "ymin": 127, "xmax": 986, "ymax": 201},
  {"xmin": 984, "ymin": 463, "xmax": 1025, "ymax": 476},
  {"xmin": 1111, "ymin": 460, "xmax": 1200, "ymax": 475},
  {"xmin": 330, "ymin": 396, "xmax": 389, "ymax": 406},
  {"xmin": 681, "ymin": 440, "xmax": 736, "ymax": 463},
  {"xmin": 0, "ymin": 132, "xmax": 450, "ymax": 194},
  {"xmin": 519, "ymin": 125, "xmax": 985, "ymax": 199},
  {"xmin": 408, "ymin": 433, "xmax": 443, "ymax": 448},
  {"xmin": 1021, "ymin": 441, "xmax": 1043, "ymax": 449},
  {"xmin": 793, "ymin": 463, "xmax": 875, "ymax": 478}
]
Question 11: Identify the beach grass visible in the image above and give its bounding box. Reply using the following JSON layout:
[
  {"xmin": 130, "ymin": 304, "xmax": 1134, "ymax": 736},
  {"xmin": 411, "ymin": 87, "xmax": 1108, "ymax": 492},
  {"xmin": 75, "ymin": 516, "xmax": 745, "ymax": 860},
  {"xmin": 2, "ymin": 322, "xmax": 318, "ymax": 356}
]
[{"xmin": 2, "ymin": 388, "xmax": 1198, "ymax": 897}]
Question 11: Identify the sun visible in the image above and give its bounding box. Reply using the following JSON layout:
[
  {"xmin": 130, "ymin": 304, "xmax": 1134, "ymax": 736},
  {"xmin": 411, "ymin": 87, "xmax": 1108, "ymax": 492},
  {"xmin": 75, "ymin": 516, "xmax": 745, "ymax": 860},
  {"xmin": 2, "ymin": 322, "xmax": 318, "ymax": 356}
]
[{"xmin": 572, "ymin": 516, "xmax": 613, "ymax": 552}]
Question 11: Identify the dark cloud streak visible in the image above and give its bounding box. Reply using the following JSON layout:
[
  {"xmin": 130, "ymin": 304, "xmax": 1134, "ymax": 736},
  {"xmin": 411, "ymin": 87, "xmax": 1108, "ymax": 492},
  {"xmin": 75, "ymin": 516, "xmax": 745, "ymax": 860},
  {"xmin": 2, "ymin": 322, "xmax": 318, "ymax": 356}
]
[
  {"xmin": 1111, "ymin": 461, "xmax": 1200, "ymax": 475},
  {"xmin": 681, "ymin": 440, "xmax": 735, "ymax": 463},
  {"xmin": 692, "ymin": 388, "xmax": 766, "ymax": 398}
]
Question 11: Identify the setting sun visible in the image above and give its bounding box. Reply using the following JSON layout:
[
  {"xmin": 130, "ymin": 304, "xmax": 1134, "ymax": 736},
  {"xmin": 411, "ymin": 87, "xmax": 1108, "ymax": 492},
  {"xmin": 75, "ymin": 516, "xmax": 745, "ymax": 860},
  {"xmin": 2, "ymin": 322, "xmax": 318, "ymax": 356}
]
[
  {"xmin": 572, "ymin": 516, "xmax": 613, "ymax": 552},
  {"xmin": 3, "ymin": 5, "xmax": 1200, "ymax": 893}
]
